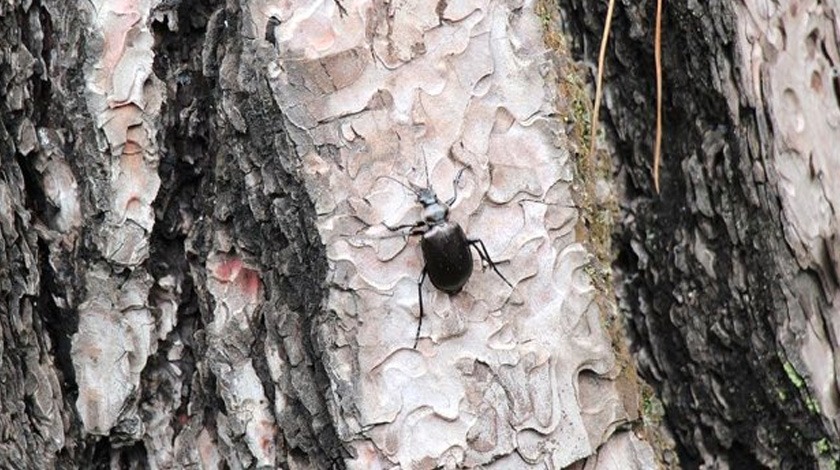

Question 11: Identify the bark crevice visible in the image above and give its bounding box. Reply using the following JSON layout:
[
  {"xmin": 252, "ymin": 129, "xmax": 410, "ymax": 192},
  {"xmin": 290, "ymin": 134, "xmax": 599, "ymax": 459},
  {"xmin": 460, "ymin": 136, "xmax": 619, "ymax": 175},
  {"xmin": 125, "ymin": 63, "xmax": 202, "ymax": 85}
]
[{"xmin": 559, "ymin": 0, "xmax": 835, "ymax": 467}]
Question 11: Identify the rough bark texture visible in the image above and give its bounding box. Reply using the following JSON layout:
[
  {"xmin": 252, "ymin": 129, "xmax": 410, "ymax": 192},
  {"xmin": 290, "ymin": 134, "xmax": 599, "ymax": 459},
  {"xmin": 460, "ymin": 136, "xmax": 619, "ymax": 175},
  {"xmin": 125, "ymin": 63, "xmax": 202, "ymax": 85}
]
[
  {"xmin": 1, "ymin": 1, "xmax": 81, "ymax": 467},
  {"xmin": 2, "ymin": 0, "xmax": 345, "ymax": 467},
  {"xmin": 560, "ymin": 0, "xmax": 840, "ymax": 467},
  {"xmin": 1, "ymin": 0, "xmax": 653, "ymax": 468},
  {"xmin": 264, "ymin": 0, "xmax": 648, "ymax": 467}
]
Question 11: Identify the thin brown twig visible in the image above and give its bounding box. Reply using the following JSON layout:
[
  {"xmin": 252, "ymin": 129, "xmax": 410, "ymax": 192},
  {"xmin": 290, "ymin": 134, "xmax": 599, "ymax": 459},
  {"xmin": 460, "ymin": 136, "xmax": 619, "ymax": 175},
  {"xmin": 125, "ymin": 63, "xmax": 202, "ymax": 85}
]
[
  {"xmin": 653, "ymin": 0, "xmax": 663, "ymax": 193},
  {"xmin": 589, "ymin": 0, "xmax": 616, "ymax": 163}
]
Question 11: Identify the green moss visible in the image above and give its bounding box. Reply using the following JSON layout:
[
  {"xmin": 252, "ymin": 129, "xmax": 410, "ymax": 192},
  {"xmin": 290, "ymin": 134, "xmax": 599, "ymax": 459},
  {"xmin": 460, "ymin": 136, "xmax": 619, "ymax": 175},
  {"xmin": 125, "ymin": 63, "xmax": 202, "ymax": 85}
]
[
  {"xmin": 783, "ymin": 361, "xmax": 805, "ymax": 389},
  {"xmin": 805, "ymin": 396, "xmax": 820, "ymax": 414},
  {"xmin": 816, "ymin": 438, "xmax": 831, "ymax": 454},
  {"xmin": 781, "ymin": 360, "xmax": 826, "ymax": 417},
  {"xmin": 640, "ymin": 386, "xmax": 664, "ymax": 424},
  {"xmin": 814, "ymin": 438, "xmax": 840, "ymax": 470}
]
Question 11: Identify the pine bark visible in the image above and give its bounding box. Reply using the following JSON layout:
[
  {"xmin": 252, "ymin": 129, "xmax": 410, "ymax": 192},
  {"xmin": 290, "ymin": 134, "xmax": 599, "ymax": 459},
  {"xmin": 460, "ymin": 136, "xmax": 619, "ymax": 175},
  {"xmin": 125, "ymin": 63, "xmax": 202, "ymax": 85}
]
[
  {"xmin": 2, "ymin": 0, "xmax": 652, "ymax": 467},
  {"xmin": 5, "ymin": 0, "xmax": 837, "ymax": 468},
  {"xmin": 560, "ymin": 0, "xmax": 840, "ymax": 467},
  {"xmin": 2, "ymin": 0, "xmax": 343, "ymax": 467}
]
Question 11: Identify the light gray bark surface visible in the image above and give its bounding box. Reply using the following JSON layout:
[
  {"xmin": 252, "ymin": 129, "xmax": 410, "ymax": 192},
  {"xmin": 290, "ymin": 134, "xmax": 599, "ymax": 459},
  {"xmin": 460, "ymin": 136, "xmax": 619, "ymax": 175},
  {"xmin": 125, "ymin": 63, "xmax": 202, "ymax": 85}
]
[
  {"xmin": 263, "ymin": 0, "xmax": 649, "ymax": 467},
  {"xmin": 1, "ymin": 0, "xmax": 651, "ymax": 467}
]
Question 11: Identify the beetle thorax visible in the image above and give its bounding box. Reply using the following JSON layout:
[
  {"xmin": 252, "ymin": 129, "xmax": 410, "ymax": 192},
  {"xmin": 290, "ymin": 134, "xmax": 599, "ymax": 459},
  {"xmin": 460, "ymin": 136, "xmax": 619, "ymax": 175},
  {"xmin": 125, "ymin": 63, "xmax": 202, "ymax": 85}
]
[{"xmin": 422, "ymin": 202, "xmax": 448, "ymax": 225}]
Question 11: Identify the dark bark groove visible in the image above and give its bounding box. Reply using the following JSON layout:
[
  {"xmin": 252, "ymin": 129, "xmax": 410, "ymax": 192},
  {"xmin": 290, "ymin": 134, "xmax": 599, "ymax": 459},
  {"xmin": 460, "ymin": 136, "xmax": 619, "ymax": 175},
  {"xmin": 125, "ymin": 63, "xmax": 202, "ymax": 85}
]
[
  {"xmin": 178, "ymin": 3, "xmax": 347, "ymax": 467},
  {"xmin": 1, "ymin": 0, "xmax": 88, "ymax": 466},
  {"xmin": 559, "ymin": 0, "xmax": 833, "ymax": 467}
]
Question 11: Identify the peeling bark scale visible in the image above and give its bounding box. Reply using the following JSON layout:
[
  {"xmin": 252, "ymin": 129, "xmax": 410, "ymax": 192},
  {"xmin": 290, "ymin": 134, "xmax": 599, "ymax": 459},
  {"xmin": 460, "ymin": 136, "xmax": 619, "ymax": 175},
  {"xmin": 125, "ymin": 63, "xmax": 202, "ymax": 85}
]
[
  {"xmin": 266, "ymin": 0, "xmax": 648, "ymax": 467},
  {"xmin": 1, "ymin": 0, "xmax": 836, "ymax": 468}
]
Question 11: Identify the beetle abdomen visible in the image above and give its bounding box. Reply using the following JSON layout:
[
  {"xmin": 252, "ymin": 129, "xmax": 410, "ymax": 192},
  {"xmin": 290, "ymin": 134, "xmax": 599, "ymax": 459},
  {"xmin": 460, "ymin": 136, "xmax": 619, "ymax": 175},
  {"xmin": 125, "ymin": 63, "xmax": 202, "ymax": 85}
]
[{"xmin": 421, "ymin": 223, "xmax": 474, "ymax": 293}]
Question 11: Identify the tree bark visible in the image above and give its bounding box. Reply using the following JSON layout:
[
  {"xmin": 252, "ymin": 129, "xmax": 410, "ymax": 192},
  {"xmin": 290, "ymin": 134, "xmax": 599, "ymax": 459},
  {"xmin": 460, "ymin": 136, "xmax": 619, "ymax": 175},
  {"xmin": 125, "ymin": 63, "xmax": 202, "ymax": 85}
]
[
  {"xmin": 10, "ymin": 0, "xmax": 838, "ymax": 468},
  {"xmin": 560, "ymin": 0, "xmax": 840, "ymax": 467},
  {"xmin": 1, "ymin": 0, "xmax": 655, "ymax": 468},
  {"xmin": 263, "ymin": 0, "xmax": 651, "ymax": 466}
]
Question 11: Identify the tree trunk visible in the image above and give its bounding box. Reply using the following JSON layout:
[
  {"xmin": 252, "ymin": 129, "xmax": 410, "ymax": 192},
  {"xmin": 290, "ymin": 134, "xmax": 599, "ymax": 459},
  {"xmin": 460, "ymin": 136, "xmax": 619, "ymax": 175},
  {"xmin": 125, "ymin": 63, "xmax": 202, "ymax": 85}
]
[
  {"xmin": 560, "ymin": 0, "xmax": 840, "ymax": 467},
  {"xmin": 3, "ymin": 0, "xmax": 836, "ymax": 468},
  {"xmin": 1, "ymin": 0, "xmax": 655, "ymax": 468}
]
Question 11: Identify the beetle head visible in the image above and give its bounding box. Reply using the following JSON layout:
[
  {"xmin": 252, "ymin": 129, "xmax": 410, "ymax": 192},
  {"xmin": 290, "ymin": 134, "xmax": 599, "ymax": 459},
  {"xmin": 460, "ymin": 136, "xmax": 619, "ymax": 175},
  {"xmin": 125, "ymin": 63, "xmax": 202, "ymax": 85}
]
[
  {"xmin": 414, "ymin": 187, "xmax": 438, "ymax": 207},
  {"xmin": 377, "ymin": 176, "xmax": 446, "ymax": 217},
  {"xmin": 412, "ymin": 186, "xmax": 448, "ymax": 225}
]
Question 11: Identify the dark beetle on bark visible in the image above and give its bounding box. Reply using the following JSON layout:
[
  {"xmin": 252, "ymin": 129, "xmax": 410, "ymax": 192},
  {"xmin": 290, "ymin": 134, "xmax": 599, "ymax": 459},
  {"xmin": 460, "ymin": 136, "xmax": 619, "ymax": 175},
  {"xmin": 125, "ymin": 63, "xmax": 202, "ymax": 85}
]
[{"xmin": 382, "ymin": 166, "xmax": 513, "ymax": 348}]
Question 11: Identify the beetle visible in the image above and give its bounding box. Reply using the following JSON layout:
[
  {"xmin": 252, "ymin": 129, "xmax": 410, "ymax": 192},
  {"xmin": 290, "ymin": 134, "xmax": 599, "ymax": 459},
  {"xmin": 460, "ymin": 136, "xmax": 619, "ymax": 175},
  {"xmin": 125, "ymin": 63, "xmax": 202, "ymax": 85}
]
[{"xmin": 381, "ymin": 166, "xmax": 513, "ymax": 348}]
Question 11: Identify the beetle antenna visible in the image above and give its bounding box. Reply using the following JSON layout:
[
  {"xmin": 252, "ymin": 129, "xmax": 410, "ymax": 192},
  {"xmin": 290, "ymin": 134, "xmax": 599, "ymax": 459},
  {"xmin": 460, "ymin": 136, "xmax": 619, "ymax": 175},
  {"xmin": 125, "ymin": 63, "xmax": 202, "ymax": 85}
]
[
  {"xmin": 376, "ymin": 175, "xmax": 420, "ymax": 196},
  {"xmin": 421, "ymin": 146, "xmax": 431, "ymax": 188}
]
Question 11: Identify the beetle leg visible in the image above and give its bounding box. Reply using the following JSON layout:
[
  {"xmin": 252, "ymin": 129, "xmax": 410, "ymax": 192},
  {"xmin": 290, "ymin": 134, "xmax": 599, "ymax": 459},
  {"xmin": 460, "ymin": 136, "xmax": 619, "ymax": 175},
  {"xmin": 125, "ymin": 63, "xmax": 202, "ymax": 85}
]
[
  {"xmin": 468, "ymin": 239, "xmax": 513, "ymax": 288},
  {"xmin": 383, "ymin": 220, "xmax": 426, "ymax": 234},
  {"xmin": 445, "ymin": 167, "xmax": 468, "ymax": 206},
  {"xmin": 415, "ymin": 268, "xmax": 428, "ymax": 348},
  {"xmin": 408, "ymin": 226, "xmax": 428, "ymax": 237}
]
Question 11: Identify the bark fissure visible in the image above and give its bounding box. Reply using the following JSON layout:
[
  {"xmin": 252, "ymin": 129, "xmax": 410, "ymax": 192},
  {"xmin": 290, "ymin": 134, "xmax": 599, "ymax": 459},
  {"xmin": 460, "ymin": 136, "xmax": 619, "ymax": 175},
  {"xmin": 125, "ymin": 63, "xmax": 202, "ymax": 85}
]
[
  {"xmin": 163, "ymin": 3, "xmax": 348, "ymax": 465},
  {"xmin": 243, "ymin": 79, "xmax": 347, "ymax": 468},
  {"xmin": 560, "ymin": 0, "xmax": 837, "ymax": 466}
]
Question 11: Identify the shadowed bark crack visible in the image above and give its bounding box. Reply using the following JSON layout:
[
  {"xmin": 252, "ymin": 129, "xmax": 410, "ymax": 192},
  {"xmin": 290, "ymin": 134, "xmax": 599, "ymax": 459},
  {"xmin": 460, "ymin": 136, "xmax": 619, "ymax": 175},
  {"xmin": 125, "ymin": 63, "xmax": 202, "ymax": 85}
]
[{"xmin": 559, "ymin": 0, "xmax": 834, "ymax": 467}]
